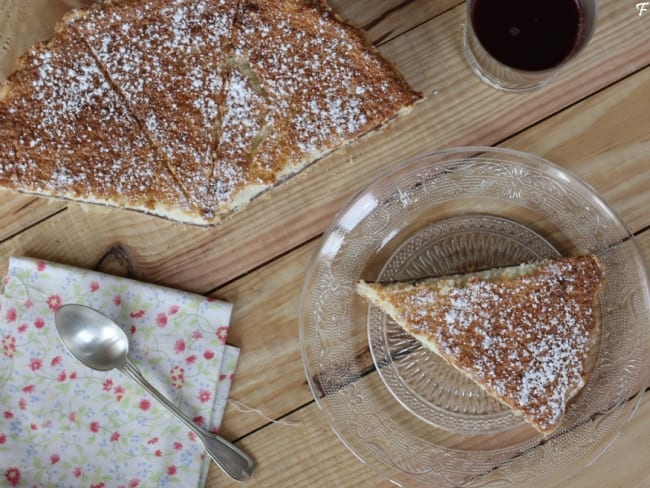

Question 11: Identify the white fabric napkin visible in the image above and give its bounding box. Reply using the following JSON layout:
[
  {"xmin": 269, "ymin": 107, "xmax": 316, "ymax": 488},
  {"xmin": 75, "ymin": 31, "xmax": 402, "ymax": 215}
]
[{"xmin": 0, "ymin": 257, "xmax": 239, "ymax": 488}]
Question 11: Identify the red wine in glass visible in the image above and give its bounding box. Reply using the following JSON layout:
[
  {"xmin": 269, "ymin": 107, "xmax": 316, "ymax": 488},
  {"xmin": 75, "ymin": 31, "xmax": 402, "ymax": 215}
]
[{"xmin": 471, "ymin": 0, "xmax": 584, "ymax": 71}]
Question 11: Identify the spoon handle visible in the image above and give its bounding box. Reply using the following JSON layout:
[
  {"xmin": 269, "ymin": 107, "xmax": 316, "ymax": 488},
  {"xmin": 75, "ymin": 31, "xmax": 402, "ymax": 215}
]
[{"xmin": 120, "ymin": 358, "xmax": 255, "ymax": 482}]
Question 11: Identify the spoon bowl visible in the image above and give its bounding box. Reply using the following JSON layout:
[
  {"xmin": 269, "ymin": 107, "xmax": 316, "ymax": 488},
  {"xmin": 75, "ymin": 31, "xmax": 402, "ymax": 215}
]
[
  {"xmin": 55, "ymin": 304, "xmax": 129, "ymax": 371},
  {"xmin": 55, "ymin": 303, "xmax": 255, "ymax": 482}
]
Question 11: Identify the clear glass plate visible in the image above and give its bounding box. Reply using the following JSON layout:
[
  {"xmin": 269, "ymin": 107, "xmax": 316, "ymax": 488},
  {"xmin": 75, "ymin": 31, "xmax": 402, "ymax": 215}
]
[{"xmin": 299, "ymin": 147, "xmax": 650, "ymax": 487}]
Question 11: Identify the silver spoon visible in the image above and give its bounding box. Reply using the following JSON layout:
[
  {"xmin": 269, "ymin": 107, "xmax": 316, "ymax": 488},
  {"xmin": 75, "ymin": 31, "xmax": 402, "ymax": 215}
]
[{"xmin": 54, "ymin": 303, "xmax": 254, "ymax": 482}]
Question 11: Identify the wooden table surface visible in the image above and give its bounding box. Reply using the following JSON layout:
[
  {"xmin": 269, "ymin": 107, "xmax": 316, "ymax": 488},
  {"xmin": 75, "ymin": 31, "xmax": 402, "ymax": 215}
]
[{"xmin": 1, "ymin": 0, "xmax": 649, "ymax": 487}]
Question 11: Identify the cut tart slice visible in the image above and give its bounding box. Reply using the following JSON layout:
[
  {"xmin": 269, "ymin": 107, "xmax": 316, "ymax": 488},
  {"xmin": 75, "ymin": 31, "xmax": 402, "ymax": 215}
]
[
  {"xmin": 218, "ymin": 0, "xmax": 421, "ymax": 214},
  {"xmin": 0, "ymin": 27, "xmax": 190, "ymax": 219},
  {"xmin": 357, "ymin": 255, "xmax": 605, "ymax": 434},
  {"xmin": 65, "ymin": 0, "xmax": 239, "ymax": 218},
  {"xmin": 210, "ymin": 61, "xmax": 275, "ymax": 211}
]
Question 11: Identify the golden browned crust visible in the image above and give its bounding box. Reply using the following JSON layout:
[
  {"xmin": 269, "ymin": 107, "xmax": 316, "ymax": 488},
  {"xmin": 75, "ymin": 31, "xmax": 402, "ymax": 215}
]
[
  {"xmin": 0, "ymin": 28, "xmax": 191, "ymax": 219},
  {"xmin": 216, "ymin": 0, "xmax": 421, "ymax": 214},
  {"xmin": 0, "ymin": 0, "xmax": 421, "ymax": 225},
  {"xmin": 358, "ymin": 255, "xmax": 604, "ymax": 434},
  {"xmin": 64, "ymin": 0, "xmax": 239, "ymax": 216}
]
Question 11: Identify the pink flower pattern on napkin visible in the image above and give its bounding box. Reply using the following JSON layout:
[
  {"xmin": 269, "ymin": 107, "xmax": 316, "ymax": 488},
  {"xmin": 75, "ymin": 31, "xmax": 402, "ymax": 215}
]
[{"xmin": 0, "ymin": 257, "xmax": 239, "ymax": 487}]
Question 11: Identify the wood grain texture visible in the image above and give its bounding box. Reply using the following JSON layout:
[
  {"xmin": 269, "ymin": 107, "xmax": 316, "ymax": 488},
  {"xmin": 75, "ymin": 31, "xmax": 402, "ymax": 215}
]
[
  {"xmin": 330, "ymin": 0, "xmax": 460, "ymax": 45},
  {"xmin": 220, "ymin": 82, "xmax": 650, "ymax": 438},
  {"xmin": 0, "ymin": 192, "xmax": 65, "ymax": 242},
  {"xmin": 1, "ymin": 1, "xmax": 649, "ymax": 487},
  {"xmin": 501, "ymin": 67, "xmax": 650, "ymax": 233},
  {"xmin": 0, "ymin": 0, "xmax": 647, "ymax": 295},
  {"xmin": 215, "ymin": 390, "xmax": 650, "ymax": 488},
  {"xmin": 213, "ymin": 377, "xmax": 393, "ymax": 488},
  {"xmin": 216, "ymin": 242, "xmax": 316, "ymax": 440},
  {"xmin": 209, "ymin": 67, "xmax": 650, "ymax": 484},
  {"xmin": 0, "ymin": 0, "xmax": 72, "ymax": 79}
]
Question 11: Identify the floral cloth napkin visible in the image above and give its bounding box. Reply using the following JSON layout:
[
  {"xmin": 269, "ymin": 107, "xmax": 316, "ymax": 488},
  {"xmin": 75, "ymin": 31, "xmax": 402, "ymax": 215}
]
[{"xmin": 0, "ymin": 257, "xmax": 239, "ymax": 488}]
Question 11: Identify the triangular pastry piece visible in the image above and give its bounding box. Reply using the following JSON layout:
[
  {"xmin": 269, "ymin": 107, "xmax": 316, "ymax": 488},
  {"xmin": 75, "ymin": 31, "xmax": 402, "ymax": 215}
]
[
  {"xmin": 221, "ymin": 0, "xmax": 419, "ymax": 213},
  {"xmin": 66, "ymin": 0, "xmax": 239, "ymax": 216},
  {"xmin": 358, "ymin": 255, "xmax": 604, "ymax": 434},
  {"xmin": 0, "ymin": 28, "xmax": 190, "ymax": 218},
  {"xmin": 211, "ymin": 62, "xmax": 276, "ymax": 211}
]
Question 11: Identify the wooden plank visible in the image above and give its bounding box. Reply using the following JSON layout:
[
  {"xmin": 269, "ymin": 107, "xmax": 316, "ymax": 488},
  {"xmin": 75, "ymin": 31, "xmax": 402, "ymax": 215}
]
[
  {"xmin": 0, "ymin": 191, "xmax": 65, "ymax": 242},
  {"xmin": 212, "ymin": 376, "xmax": 393, "ymax": 488},
  {"xmin": 501, "ymin": 69, "xmax": 650, "ymax": 233},
  {"xmin": 0, "ymin": 0, "xmax": 646, "ymax": 293},
  {"xmin": 330, "ymin": 0, "xmax": 461, "ymax": 45},
  {"xmin": 212, "ymin": 229, "xmax": 650, "ymax": 487},
  {"xmin": 217, "ymin": 66, "xmax": 650, "ymax": 437},
  {"xmin": 216, "ymin": 243, "xmax": 316, "ymax": 440},
  {"xmin": 214, "ymin": 387, "xmax": 650, "ymax": 488}
]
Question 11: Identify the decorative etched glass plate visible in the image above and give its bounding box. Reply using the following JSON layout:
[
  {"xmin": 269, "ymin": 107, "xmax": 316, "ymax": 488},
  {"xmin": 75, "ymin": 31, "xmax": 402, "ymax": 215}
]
[{"xmin": 300, "ymin": 147, "xmax": 650, "ymax": 487}]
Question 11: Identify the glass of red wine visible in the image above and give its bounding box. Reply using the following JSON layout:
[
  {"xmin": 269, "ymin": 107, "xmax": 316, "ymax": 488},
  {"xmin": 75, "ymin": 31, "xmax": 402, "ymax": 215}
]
[{"xmin": 463, "ymin": 0, "xmax": 597, "ymax": 91}]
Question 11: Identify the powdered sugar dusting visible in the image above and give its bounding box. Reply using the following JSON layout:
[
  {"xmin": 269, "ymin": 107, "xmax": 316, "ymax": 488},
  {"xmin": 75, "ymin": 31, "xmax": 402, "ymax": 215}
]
[
  {"xmin": 236, "ymin": 6, "xmax": 393, "ymax": 158},
  {"xmin": 382, "ymin": 256, "xmax": 604, "ymax": 432},
  {"xmin": 71, "ymin": 0, "xmax": 237, "ymax": 211},
  {"xmin": 212, "ymin": 66, "xmax": 269, "ymax": 204},
  {"xmin": 1, "ymin": 0, "xmax": 419, "ymax": 224},
  {"xmin": 224, "ymin": 1, "xmax": 417, "ymax": 199},
  {"xmin": 0, "ymin": 31, "xmax": 184, "ymax": 209}
]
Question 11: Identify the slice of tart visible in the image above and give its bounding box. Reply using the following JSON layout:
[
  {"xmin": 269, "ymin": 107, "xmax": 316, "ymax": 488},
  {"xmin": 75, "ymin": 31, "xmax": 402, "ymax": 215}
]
[
  {"xmin": 65, "ymin": 0, "xmax": 239, "ymax": 216},
  {"xmin": 0, "ymin": 28, "xmax": 191, "ymax": 220},
  {"xmin": 357, "ymin": 255, "xmax": 604, "ymax": 434},
  {"xmin": 219, "ymin": 0, "xmax": 421, "ymax": 215}
]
